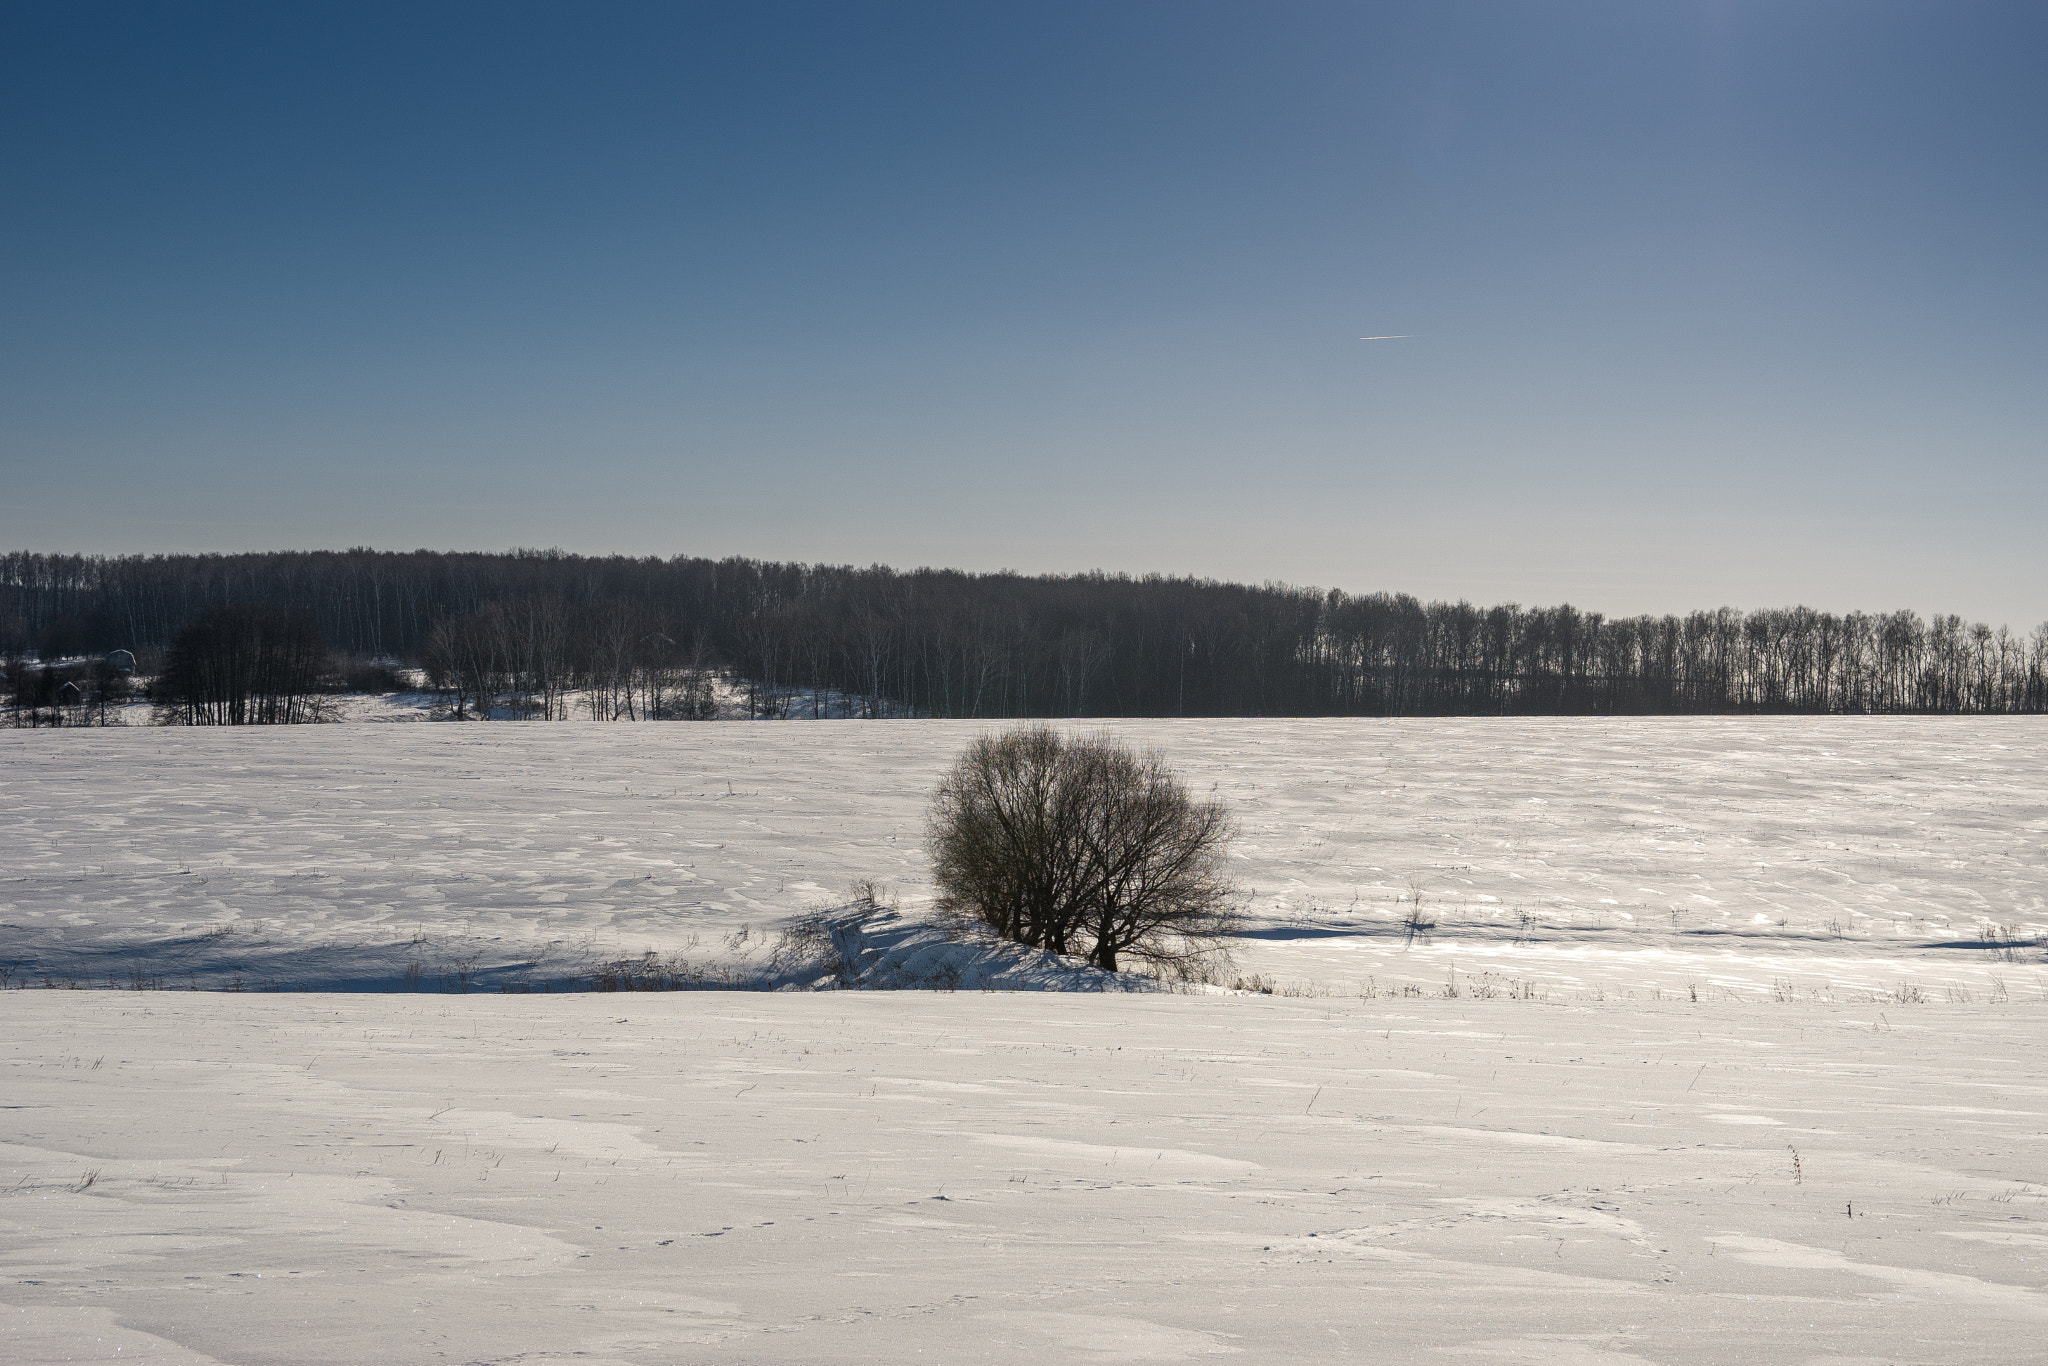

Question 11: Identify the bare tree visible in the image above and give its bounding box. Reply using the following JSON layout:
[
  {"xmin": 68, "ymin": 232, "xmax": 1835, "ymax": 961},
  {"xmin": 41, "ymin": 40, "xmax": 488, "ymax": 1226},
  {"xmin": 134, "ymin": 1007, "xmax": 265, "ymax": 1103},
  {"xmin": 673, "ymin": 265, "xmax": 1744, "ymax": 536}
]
[
  {"xmin": 1065, "ymin": 740, "xmax": 1241, "ymax": 972},
  {"xmin": 154, "ymin": 604, "xmax": 328, "ymax": 725},
  {"xmin": 928, "ymin": 726, "xmax": 1094, "ymax": 955},
  {"xmin": 644, "ymin": 635, "xmax": 721, "ymax": 719},
  {"xmin": 928, "ymin": 727, "xmax": 1241, "ymax": 975},
  {"xmin": 585, "ymin": 601, "xmax": 644, "ymax": 720}
]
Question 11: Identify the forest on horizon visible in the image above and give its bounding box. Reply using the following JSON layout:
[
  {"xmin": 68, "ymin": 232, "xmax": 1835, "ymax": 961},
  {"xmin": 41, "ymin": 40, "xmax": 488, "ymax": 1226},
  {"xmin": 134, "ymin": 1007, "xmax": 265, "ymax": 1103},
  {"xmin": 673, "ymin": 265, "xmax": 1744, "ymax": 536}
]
[{"xmin": 5, "ymin": 548, "xmax": 2045, "ymax": 718}]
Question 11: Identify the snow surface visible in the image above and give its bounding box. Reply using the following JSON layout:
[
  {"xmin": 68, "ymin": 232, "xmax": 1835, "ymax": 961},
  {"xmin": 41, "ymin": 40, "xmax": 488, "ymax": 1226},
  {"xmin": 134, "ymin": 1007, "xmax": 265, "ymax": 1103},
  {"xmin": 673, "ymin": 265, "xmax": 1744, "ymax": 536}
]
[
  {"xmin": 3, "ymin": 718, "xmax": 2044, "ymax": 999},
  {"xmin": 4, "ymin": 718, "xmax": 2047, "ymax": 1362},
  {"xmin": 4, "ymin": 991, "xmax": 2045, "ymax": 1363}
]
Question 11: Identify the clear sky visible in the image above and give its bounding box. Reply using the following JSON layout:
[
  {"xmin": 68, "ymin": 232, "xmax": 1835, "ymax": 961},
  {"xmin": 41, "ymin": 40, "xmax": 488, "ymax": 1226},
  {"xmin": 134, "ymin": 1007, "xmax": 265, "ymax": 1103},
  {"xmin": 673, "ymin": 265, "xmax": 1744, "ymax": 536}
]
[{"xmin": 4, "ymin": 2, "xmax": 2044, "ymax": 626}]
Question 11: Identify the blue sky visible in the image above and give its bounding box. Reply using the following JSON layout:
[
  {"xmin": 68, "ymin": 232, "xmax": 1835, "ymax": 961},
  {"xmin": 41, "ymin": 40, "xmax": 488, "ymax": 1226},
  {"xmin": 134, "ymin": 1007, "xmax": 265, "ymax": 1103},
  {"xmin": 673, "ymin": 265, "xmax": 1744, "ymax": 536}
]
[{"xmin": 4, "ymin": 2, "xmax": 2044, "ymax": 625}]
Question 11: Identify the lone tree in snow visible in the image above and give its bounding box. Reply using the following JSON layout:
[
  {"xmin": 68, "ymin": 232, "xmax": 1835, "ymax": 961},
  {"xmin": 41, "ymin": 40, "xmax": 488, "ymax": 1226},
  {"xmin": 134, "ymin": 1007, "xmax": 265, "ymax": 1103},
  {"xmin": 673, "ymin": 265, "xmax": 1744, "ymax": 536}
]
[{"xmin": 927, "ymin": 726, "xmax": 1242, "ymax": 974}]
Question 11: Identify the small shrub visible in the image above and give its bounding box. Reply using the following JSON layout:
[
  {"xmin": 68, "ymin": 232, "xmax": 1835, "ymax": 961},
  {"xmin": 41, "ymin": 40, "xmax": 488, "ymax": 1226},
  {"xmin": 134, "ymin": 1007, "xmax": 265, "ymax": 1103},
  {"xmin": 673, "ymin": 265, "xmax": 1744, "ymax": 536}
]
[
  {"xmin": 343, "ymin": 659, "xmax": 408, "ymax": 693},
  {"xmin": 1402, "ymin": 885, "xmax": 1437, "ymax": 947},
  {"xmin": 1985, "ymin": 923, "xmax": 2033, "ymax": 963}
]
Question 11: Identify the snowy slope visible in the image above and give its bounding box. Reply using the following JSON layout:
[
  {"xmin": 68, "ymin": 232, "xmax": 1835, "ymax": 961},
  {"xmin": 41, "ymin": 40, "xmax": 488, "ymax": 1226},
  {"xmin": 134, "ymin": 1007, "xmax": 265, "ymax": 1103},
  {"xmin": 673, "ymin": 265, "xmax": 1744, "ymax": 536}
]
[{"xmin": 3, "ymin": 718, "xmax": 2043, "ymax": 998}]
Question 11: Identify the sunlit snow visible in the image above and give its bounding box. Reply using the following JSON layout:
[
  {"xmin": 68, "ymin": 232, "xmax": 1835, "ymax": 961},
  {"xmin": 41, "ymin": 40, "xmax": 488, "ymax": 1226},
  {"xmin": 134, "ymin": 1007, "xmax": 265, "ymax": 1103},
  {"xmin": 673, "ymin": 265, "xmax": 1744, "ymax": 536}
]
[{"xmin": 4, "ymin": 718, "xmax": 2045, "ymax": 1363}]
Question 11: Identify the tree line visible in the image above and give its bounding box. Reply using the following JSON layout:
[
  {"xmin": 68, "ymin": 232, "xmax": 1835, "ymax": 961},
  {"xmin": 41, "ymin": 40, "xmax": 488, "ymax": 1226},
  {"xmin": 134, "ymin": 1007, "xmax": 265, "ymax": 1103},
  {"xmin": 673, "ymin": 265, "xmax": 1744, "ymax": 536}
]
[{"xmin": 4, "ymin": 547, "xmax": 2045, "ymax": 717}]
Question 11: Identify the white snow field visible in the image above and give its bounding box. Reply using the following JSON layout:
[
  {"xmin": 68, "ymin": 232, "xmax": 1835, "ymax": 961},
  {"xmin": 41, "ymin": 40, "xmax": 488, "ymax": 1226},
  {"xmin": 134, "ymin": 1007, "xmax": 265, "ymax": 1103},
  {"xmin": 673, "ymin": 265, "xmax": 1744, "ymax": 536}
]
[
  {"xmin": 3, "ymin": 718, "xmax": 2044, "ymax": 998},
  {"xmin": 5, "ymin": 992, "xmax": 2047, "ymax": 1364},
  {"xmin": 4, "ymin": 718, "xmax": 2047, "ymax": 1363}
]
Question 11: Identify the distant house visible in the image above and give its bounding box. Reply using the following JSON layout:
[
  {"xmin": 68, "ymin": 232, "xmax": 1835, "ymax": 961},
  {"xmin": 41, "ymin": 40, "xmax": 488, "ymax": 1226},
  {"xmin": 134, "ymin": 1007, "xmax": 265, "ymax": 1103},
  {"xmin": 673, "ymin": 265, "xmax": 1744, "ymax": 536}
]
[
  {"xmin": 107, "ymin": 650, "xmax": 135, "ymax": 674},
  {"xmin": 58, "ymin": 680, "xmax": 84, "ymax": 706}
]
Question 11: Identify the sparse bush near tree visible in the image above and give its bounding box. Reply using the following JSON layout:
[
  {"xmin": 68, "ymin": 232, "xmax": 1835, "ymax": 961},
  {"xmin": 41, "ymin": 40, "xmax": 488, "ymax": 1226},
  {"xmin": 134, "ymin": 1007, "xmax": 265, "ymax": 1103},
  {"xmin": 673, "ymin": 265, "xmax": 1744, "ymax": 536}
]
[
  {"xmin": 927, "ymin": 726, "xmax": 1242, "ymax": 974},
  {"xmin": 342, "ymin": 658, "xmax": 408, "ymax": 693}
]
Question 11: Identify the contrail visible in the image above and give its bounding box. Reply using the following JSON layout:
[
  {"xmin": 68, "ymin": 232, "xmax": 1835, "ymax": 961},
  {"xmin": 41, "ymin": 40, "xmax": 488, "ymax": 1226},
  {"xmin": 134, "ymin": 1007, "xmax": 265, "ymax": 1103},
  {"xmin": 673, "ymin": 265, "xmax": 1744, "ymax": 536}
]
[{"xmin": 1358, "ymin": 335, "xmax": 1413, "ymax": 340}]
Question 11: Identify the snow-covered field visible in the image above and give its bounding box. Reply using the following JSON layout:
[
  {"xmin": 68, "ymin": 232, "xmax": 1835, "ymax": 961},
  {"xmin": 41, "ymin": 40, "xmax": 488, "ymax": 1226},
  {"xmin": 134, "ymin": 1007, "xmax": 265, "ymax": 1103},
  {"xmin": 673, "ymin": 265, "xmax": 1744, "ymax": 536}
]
[
  {"xmin": 4, "ymin": 719, "xmax": 2047, "ymax": 1362},
  {"xmin": 7, "ymin": 991, "xmax": 2047, "ymax": 1364},
  {"xmin": 4, "ymin": 718, "xmax": 2044, "ymax": 999}
]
